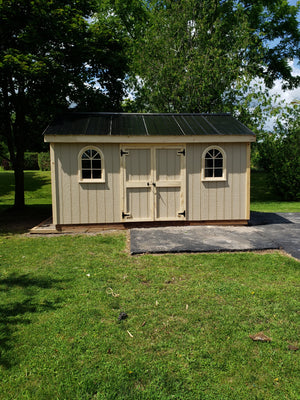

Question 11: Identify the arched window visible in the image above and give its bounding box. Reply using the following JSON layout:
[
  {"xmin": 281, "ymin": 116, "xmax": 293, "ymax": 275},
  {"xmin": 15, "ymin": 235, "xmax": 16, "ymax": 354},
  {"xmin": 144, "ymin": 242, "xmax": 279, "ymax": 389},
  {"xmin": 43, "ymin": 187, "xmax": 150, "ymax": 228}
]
[
  {"xmin": 78, "ymin": 147, "xmax": 105, "ymax": 183},
  {"xmin": 202, "ymin": 146, "xmax": 226, "ymax": 181}
]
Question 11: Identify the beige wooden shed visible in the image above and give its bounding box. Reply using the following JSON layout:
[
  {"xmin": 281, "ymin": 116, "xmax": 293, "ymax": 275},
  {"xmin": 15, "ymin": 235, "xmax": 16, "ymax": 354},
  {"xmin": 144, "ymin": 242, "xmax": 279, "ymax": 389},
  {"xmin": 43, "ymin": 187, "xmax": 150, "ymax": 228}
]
[{"xmin": 43, "ymin": 112, "xmax": 256, "ymax": 229}]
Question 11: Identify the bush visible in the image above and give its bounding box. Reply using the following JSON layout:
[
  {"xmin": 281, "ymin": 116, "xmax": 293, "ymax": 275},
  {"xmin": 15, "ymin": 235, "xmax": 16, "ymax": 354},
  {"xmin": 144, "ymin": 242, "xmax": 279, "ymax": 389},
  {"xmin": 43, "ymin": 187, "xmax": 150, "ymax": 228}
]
[
  {"xmin": 258, "ymin": 129, "xmax": 300, "ymax": 201},
  {"xmin": 38, "ymin": 152, "xmax": 51, "ymax": 171},
  {"xmin": 24, "ymin": 152, "xmax": 39, "ymax": 170},
  {"xmin": 1, "ymin": 159, "xmax": 11, "ymax": 170}
]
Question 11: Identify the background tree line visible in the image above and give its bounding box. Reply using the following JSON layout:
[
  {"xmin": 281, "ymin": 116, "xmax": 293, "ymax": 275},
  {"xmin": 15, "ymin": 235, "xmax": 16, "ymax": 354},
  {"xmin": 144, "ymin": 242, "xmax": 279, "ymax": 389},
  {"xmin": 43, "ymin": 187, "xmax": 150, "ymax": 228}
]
[{"xmin": 0, "ymin": 0, "xmax": 299, "ymax": 208}]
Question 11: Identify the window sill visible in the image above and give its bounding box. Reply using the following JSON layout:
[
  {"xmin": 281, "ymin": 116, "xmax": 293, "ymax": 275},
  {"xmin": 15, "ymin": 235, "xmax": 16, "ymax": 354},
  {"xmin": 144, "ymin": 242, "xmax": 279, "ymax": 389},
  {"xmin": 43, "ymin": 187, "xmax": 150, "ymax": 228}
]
[
  {"xmin": 201, "ymin": 177, "xmax": 227, "ymax": 182},
  {"xmin": 79, "ymin": 179, "xmax": 105, "ymax": 184}
]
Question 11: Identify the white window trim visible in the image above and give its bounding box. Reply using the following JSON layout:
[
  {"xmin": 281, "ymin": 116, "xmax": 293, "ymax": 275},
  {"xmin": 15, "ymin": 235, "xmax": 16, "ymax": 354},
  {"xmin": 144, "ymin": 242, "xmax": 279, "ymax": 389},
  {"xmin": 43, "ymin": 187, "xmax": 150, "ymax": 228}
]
[
  {"xmin": 201, "ymin": 145, "xmax": 226, "ymax": 181},
  {"xmin": 78, "ymin": 146, "xmax": 105, "ymax": 183}
]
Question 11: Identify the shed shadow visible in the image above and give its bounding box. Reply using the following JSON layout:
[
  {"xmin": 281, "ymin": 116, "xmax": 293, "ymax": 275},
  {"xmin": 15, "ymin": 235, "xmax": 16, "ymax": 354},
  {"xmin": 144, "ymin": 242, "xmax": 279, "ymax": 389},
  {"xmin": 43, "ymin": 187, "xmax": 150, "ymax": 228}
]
[{"xmin": 249, "ymin": 211, "xmax": 293, "ymax": 226}]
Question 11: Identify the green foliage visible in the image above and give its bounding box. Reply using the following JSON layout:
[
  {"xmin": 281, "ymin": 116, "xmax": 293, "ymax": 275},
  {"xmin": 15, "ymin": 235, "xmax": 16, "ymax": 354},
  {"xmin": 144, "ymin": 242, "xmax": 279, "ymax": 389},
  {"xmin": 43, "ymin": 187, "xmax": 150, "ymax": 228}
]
[
  {"xmin": 0, "ymin": 0, "xmax": 128, "ymax": 208},
  {"xmin": 258, "ymin": 109, "xmax": 300, "ymax": 201},
  {"xmin": 108, "ymin": 0, "xmax": 300, "ymax": 114},
  {"xmin": 24, "ymin": 152, "xmax": 39, "ymax": 170},
  {"xmin": 0, "ymin": 235, "xmax": 299, "ymax": 399},
  {"xmin": 38, "ymin": 152, "xmax": 50, "ymax": 171},
  {"xmin": 250, "ymin": 170, "xmax": 300, "ymax": 212}
]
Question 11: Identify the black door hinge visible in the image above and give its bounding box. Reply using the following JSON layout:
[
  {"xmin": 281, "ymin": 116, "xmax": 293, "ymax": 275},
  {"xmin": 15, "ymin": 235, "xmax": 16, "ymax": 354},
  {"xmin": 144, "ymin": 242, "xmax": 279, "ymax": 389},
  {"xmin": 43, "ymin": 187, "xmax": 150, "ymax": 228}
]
[
  {"xmin": 177, "ymin": 149, "xmax": 185, "ymax": 156},
  {"xmin": 122, "ymin": 212, "xmax": 131, "ymax": 218},
  {"xmin": 120, "ymin": 149, "xmax": 129, "ymax": 156},
  {"xmin": 178, "ymin": 210, "xmax": 186, "ymax": 217}
]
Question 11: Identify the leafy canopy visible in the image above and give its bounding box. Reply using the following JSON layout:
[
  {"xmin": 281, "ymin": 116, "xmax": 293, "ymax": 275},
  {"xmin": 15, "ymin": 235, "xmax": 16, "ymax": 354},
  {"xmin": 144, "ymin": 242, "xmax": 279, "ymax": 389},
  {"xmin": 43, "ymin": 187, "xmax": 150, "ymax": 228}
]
[
  {"xmin": 0, "ymin": 0, "xmax": 128, "ymax": 207},
  {"xmin": 107, "ymin": 0, "xmax": 300, "ymax": 113}
]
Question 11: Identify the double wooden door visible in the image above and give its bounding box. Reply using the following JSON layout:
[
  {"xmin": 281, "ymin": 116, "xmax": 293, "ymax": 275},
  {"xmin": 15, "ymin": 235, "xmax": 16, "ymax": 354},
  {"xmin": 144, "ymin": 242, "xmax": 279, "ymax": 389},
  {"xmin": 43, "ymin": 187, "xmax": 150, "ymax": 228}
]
[{"xmin": 121, "ymin": 146, "xmax": 186, "ymax": 221}]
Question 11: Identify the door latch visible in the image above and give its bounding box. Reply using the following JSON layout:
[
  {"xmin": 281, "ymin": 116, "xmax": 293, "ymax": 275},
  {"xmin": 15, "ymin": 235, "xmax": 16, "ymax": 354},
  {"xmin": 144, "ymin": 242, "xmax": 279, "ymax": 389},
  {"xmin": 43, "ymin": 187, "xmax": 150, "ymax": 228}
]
[
  {"xmin": 122, "ymin": 212, "xmax": 131, "ymax": 218},
  {"xmin": 178, "ymin": 210, "xmax": 186, "ymax": 217}
]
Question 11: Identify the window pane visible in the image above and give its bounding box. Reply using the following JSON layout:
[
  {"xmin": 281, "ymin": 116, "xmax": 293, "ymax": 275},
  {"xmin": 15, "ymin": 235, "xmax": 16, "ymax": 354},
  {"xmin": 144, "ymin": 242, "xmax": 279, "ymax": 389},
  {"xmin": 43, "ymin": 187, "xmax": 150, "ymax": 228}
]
[
  {"xmin": 94, "ymin": 153, "xmax": 101, "ymax": 159},
  {"xmin": 205, "ymin": 159, "xmax": 214, "ymax": 168},
  {"xmin": 92, "ymin": 170, "xmax": 102, "ymax": 179},
  {"xmin": 216, "ymin": 152, "xmax": 222, "ymax": 158},
  {"xmin": 215, "ymin": 168, "xmax": 223, "ymax": 177},
  {"xmin": 215, "ymin": 158, "xmax": 223, "ymax": 168},
  {"xmin": 82, "ymin": 160, "xmax": 90, "ymax": 169},
  {"xmin": 82, "ymin": 169, "xmax": 91, "ymax": 179},
  {"xmin": 205, "ymin": 169, "xmax": 214, "ymax": 177},
  {"xmin": 92, "ymin": 159, "xmax": 101, "ymax": 169},
  {"xmin": 206, "ymin": 150, "xmax": 214, "ymax": 158},
  {"xmin": 91, "ymin": 150, "xmax": 98, "ymax": 158},
  {"xmin": 82, "ymin": 152, "xmax": 89, "ymax": 159}
]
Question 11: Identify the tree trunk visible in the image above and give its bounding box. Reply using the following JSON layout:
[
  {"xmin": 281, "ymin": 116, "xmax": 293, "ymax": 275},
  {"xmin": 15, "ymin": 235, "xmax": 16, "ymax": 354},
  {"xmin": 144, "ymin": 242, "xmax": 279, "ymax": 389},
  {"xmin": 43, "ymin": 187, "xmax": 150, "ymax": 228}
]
[
  {"xmin": 13, "ymin": 154, "xmax": 25, "ymax": 210},
  {"xmin": 12, "ymin": 84, "xmax": 26, "ymax": 210}
]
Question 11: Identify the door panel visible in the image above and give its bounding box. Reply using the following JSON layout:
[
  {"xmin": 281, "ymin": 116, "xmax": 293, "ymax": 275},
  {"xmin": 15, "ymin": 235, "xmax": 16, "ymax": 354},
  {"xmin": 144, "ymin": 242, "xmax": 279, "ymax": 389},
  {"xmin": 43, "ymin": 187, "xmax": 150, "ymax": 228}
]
[
  {"xmin": 126, "ymin": 148, "xmax": 151, "ymax": 182},
  {"xmin": 156, "ymin": 148, "xmax": 181, "ymax": 181},
  {"xmin": 156, "ymin": 187, "xmax": 181, "ymax": 220},
  {"xmin": 126, "ymin": 187, "xmax": 152, "ymax": 220}
]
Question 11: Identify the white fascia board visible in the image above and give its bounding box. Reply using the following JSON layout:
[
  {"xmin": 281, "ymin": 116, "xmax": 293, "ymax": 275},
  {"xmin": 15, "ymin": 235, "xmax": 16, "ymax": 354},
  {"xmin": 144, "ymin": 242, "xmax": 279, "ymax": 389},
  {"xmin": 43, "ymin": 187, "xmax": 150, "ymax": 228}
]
[{"xmin": 44, "ymin": 134, "xmax": 256, "ymax": 144}]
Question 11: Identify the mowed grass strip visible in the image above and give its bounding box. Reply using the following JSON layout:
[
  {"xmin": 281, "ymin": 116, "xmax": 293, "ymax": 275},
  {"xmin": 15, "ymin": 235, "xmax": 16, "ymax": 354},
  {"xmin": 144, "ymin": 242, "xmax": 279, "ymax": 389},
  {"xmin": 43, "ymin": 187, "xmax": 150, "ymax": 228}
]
[{"xmin": 0, "ymin": 234, "xmax": 299, "ymax": 399}]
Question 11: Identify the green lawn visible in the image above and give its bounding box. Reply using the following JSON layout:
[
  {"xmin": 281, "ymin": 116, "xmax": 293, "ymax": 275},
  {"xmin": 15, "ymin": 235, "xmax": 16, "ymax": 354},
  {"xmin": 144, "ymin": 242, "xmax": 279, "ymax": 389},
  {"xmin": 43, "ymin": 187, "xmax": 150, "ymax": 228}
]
[
  {"xmin": 0, "ymin": 170, "xmax": 299, "ymax": 399},
  {"xmin": 0, "ymin": 235, "xmax": 299, "ymax": 399},
  {"xmin": 0, "ymin": 170, "xmax": 51, "ymax": 208}
]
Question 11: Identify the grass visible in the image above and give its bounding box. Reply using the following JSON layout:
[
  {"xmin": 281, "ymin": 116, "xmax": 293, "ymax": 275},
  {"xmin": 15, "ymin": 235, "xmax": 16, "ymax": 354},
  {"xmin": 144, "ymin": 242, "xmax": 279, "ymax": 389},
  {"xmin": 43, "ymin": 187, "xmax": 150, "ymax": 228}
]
[
  {"xmin": 0, "ymin": 169, "xmax": 299, "ymax": 399},
  {"xmin": 0, "ymin": 170, "xmax": 51, "ymax": 208},
  {"xmin": 0, "ymin": 234, "xmax": 299, "ymax": 399}
]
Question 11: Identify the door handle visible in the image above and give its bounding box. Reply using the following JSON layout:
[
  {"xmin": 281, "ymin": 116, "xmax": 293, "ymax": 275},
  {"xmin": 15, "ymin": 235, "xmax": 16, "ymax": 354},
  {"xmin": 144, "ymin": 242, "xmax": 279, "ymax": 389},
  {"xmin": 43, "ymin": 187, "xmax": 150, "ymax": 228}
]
[{"xmin": 152, "ymin": 182, "xmax": 156, "ymax": 187}]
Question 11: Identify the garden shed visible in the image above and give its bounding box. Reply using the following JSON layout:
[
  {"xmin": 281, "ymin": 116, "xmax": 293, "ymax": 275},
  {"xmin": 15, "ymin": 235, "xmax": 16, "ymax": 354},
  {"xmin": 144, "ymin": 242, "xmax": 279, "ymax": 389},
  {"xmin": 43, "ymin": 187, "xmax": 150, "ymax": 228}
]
[{"xmin": 43, "ymin": 112, "xmax": 256, "ymax": 229}]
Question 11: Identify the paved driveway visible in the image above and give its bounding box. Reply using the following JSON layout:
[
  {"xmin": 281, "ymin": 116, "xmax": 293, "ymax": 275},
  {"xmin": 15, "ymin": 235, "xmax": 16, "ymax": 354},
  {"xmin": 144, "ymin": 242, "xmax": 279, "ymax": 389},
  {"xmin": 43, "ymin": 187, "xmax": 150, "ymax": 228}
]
[{"xmin": 130, "ymin": 212, "xmax": 300, "ymax": 260}]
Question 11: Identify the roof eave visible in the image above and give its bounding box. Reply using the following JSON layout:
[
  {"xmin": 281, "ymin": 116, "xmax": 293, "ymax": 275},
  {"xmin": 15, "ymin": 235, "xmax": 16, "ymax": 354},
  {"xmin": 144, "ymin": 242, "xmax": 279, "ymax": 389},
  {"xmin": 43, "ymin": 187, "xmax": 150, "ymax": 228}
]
[{"xmin": 44, "ymin": 134, "xmax": 256, "ymax": 144}]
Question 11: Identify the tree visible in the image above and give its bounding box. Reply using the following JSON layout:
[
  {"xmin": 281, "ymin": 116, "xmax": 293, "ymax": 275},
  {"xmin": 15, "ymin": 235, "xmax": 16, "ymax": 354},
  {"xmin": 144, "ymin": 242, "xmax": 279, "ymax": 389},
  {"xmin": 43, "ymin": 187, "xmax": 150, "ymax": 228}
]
[
  {"xmin": 0, "ymin": 0, "xmax": 128, "ymax": 209},
  {"xmin": 258, "ymin": 106, "xmax": 300, "ymax": 201},
  {"xmin": 108, "ymin": 0, "xmax": 300, "ymax": 114}
]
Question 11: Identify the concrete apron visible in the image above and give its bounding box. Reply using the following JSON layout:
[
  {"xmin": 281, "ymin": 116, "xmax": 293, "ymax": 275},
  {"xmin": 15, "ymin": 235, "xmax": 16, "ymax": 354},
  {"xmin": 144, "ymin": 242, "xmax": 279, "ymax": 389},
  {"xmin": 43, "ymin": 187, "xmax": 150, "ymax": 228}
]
[{"xmin": 130, "ymin": 212, "xmax": 300, "ymax": 260}]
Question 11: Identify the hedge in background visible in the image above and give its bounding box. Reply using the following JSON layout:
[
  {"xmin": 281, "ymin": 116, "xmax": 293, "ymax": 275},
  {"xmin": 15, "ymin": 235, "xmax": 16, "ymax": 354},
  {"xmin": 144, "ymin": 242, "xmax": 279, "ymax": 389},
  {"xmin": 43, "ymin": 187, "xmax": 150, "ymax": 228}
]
[
  {"xmin": 24, "ymin": 152, "xmax": 39, "ymax": 170},
  {"xmin": 38, "ymin": 152, "xmax": 50, "ymax": 171}
]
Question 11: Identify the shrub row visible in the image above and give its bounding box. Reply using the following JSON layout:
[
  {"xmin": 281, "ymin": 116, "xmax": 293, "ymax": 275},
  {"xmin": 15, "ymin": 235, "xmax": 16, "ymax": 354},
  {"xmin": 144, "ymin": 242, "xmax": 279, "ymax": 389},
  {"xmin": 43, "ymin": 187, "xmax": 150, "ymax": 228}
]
[{"xmin": 1, "ymin": 152, "xmax": 50, "ymax": 171}]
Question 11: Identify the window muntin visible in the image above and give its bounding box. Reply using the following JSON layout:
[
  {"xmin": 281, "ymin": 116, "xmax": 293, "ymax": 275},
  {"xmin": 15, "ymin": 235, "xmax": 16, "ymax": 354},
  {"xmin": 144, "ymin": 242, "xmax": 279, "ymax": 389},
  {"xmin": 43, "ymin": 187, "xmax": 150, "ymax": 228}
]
[
  {"xmin": 202, "ymin": 146, "xmax": 226, "ymax": 181},
  {"xmin": 79, "ymin": 147, "xmax": 105, "ymax": 183}
]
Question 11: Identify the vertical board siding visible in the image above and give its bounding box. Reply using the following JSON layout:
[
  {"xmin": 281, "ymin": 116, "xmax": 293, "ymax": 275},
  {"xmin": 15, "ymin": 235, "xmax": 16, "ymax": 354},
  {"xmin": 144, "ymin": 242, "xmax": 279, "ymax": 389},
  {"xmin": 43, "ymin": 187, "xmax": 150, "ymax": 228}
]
[
  {"xmin": 53, "ymin": 141, "xmax": 249, "ymax": 224},
  {"xmin": 50, "ymin": 144, "xmax": 58, "ymax": 225},
  {"xmin": 187, "ymin": 143, "xmax": 248, "ymax": 221},
  {"xmin": 55, "ymin": 143, "xmax": 120, "ymax": 224}
]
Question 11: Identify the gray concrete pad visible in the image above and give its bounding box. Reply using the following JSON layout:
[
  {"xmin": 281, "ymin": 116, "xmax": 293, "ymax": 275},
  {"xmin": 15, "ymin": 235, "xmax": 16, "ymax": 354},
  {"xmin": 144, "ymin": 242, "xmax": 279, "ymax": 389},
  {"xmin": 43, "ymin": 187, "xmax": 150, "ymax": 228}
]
[{"xmin": 130, "ymin": 212, "xmax": 300, "ymax": 260}]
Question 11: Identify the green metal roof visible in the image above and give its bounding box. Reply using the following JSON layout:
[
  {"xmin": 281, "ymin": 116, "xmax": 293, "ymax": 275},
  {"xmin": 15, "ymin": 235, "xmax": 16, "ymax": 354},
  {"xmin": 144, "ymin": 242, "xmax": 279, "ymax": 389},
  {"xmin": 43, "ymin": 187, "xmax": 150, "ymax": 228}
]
[{"xmin": 43, "ymin": 112, "xmax": 255, "ymax": 137}]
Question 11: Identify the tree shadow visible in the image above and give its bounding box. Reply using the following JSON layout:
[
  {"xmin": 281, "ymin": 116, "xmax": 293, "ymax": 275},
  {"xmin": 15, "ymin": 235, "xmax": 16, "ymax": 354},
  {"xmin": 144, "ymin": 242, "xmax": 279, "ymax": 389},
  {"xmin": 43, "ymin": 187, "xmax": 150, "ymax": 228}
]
[
  {"xmin": 0, "ymin": 273, "xmax": 68, "ymax": 369},
  {"xmin": 0, "ymin": 204, "xmax": 52, "ymax": 234},
  {"xmin": 0, "ymin": 171, "xmax": 51, "ymax": 199}
]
